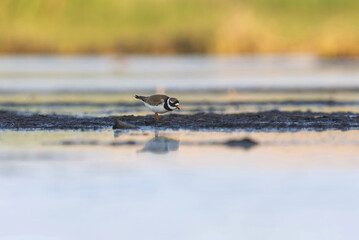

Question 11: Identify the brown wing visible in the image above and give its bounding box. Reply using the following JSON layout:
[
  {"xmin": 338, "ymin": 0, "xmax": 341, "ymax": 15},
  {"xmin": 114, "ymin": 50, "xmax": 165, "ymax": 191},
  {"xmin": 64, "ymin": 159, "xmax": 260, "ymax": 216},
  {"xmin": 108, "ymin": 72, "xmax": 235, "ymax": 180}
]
[{"xmin": 146, "ymin": 94, "xmax": 168, "ymax": 105}]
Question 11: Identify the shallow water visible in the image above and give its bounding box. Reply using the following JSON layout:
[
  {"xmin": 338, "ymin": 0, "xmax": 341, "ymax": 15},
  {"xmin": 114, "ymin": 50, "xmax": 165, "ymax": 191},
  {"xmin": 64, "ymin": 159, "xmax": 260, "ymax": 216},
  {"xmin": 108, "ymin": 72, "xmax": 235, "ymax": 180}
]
[
  {"xmin": 1, "ymin": 130, "xmax": 359, "ymax": 239},
  {"xmin": 1, "ymin": 54, "xmax": 359, "ymax": 91},
  {"xmin": 1, "ymin": 55, "xmax": 359, "ymax": 240}
]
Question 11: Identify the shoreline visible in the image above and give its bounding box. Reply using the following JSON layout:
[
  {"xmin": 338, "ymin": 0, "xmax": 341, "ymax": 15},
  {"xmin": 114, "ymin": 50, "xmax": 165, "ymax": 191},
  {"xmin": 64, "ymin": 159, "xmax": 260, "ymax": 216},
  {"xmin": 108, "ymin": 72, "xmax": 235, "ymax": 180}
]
[{"xmin": 1, "ymin": 110, "xmax": 358, "ymax": 131}]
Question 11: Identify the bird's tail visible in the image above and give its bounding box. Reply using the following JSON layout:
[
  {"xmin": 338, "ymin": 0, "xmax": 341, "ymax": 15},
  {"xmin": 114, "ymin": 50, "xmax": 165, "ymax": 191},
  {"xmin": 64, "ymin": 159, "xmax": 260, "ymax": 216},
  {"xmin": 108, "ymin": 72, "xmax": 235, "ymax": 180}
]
[{"xmin": 134, "ymin": 95, "xmax": 147, "ymax": 101}]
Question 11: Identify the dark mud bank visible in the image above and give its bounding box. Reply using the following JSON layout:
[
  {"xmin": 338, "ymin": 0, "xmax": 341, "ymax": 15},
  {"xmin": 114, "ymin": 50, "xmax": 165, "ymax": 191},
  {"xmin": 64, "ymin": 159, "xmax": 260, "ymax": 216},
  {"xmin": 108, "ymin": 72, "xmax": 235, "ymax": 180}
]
[{"xmin": 1, "ymin": 110, "xmax": 359, "ymax": 131}]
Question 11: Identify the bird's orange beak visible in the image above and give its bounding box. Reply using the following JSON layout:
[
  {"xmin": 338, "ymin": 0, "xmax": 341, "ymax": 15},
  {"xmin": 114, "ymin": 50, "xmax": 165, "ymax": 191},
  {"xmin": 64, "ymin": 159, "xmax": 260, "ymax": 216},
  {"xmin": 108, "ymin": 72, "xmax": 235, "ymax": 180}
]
[{"xmin": 176, "ymin": 105, "xmax": 180, "ymax": 110}]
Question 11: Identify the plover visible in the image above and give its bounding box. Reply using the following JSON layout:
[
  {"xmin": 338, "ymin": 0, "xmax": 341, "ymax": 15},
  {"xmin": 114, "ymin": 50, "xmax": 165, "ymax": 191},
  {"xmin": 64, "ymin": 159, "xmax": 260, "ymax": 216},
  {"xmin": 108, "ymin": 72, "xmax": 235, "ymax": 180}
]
[{"xmin": 135, "ymin": 94, "xmax": 180, "ymax": 120}]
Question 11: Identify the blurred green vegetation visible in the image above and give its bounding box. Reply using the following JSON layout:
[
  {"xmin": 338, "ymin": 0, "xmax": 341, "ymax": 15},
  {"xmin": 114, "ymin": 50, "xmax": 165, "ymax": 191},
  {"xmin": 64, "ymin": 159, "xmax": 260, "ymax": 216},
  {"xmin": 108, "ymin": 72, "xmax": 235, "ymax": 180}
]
[{"xmin": 1, "ymin": 0, "xmax": 359, "ymax": 56}]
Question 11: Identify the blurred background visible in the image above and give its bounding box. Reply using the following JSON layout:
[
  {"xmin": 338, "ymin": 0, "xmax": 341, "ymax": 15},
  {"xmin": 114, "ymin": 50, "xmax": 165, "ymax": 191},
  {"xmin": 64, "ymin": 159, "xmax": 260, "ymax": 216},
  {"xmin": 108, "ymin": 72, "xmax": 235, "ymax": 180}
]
[
  {"xmin": 1, "ymin": 0, "xmax": 359, "ymax": 57},
  {"xmin": 1, "ymin": 0, "xmax": 359, "ymax": 94}
]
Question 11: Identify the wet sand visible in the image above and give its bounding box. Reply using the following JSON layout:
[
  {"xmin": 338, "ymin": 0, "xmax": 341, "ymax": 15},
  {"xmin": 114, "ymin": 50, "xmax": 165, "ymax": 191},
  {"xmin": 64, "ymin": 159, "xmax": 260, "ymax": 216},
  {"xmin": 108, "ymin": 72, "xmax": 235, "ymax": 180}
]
[{"xmin": 1, "ymin": 109, "xmax": 359, "ymax": 131}]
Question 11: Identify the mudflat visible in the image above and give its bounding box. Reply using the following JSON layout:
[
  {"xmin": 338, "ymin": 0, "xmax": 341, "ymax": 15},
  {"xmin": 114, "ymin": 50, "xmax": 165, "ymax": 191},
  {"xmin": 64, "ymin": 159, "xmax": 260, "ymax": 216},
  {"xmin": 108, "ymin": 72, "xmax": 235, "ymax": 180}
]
[{"xmin": 1, "ymin": 110, "xmax": 358, "ymax": 131}]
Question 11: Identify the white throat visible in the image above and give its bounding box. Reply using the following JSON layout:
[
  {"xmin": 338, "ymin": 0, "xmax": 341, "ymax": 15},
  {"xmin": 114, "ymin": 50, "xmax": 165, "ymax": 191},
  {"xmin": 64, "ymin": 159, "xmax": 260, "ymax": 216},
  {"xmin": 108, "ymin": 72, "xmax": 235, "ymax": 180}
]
[{"xmin": 167, "ymin": 98, "xmax": 177, "ymax": 110}]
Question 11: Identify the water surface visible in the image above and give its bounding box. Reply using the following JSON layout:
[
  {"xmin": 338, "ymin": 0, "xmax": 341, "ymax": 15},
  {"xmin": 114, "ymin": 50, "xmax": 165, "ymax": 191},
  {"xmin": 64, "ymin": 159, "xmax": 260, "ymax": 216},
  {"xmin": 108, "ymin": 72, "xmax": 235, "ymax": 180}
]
[{"xmin": 1, "ymin": 55, "xmax": 359, "ymax": 240}]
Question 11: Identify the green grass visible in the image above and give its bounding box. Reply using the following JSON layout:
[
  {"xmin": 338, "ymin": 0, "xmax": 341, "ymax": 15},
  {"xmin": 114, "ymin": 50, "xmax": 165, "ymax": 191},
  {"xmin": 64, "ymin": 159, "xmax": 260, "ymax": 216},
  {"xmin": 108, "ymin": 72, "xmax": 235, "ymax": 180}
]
[{"xmin": 1, "ymin": 0, "xmax": 359, "ymax": 56}]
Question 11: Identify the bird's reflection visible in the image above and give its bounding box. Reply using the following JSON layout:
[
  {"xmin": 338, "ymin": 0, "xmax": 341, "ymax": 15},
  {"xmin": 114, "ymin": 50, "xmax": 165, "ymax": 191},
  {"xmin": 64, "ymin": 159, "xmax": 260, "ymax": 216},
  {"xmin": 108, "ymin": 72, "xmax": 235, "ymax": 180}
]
[{"xmin": 138, "ymin": 135, "xmax": 179, "ymax": 154}]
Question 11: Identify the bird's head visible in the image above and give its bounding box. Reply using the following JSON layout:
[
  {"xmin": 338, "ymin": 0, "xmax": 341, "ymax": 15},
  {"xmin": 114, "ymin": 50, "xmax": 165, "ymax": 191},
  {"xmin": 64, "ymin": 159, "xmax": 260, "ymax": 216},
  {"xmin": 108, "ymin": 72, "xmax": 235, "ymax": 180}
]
[{"xmin": 169, "ymin": 97, "xmax": 180, "ymax": 110}]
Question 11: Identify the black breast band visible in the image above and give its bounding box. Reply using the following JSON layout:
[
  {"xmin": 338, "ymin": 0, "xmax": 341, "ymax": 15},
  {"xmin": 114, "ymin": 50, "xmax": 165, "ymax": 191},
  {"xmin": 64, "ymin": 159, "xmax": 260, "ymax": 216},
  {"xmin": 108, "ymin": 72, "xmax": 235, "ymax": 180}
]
[{"xmin": 164, "ymin": 97, "xmax": 172, "ymax": 111}]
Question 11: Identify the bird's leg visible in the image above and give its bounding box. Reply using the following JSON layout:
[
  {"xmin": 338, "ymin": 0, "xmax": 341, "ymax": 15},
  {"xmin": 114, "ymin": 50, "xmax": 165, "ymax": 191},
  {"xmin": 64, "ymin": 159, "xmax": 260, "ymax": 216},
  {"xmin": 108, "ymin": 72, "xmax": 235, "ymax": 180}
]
[{"xmin": 155, "ymin": 113, "xmax": 159, "ymax": 121}]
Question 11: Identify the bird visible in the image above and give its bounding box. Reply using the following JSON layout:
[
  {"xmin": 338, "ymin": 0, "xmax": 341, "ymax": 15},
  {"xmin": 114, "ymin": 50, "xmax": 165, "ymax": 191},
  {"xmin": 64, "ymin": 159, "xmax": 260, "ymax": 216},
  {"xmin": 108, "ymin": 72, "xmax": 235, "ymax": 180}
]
[{"xmin": 135, "ymin": 94, "xmax": 180, "ymax": 120}]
